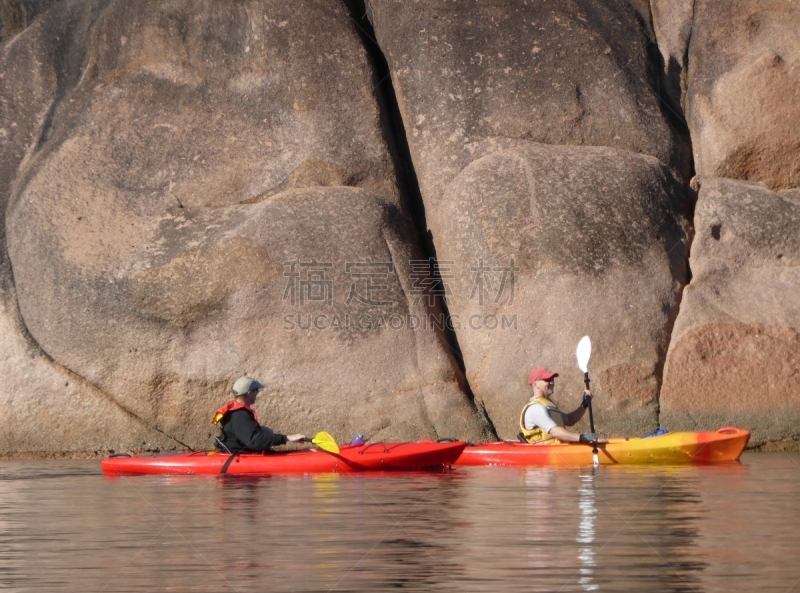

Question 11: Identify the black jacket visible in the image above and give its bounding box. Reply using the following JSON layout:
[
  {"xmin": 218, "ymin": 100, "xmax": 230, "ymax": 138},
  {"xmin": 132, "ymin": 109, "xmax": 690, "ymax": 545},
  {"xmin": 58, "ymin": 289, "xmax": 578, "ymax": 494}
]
[{"xmin": 215, "ymin": 408, "xmax": 288, "ymax": 454}]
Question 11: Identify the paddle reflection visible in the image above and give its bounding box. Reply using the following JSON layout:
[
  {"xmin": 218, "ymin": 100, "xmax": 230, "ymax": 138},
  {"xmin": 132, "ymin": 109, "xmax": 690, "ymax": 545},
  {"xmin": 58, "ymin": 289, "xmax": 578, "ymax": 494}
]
[
  {"xmin": 577, "ymin": 471, "xmax": 598, "ymax": 591},
  {"xmin": 595, "ymin": 466, "xmax": 708, "ymax": 593},
  {"xmin": 518, "ymin": 465, "xmax": 709, "ymax": 592}
]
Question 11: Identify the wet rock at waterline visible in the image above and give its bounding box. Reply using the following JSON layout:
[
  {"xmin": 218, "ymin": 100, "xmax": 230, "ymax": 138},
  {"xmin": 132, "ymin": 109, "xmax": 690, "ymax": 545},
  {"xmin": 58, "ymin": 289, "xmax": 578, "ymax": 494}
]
[
  {"xmin": 661, "ymin": 178, "xmax": 800, "ymax": 444},
  {"xmin": 1, "ymin": 0, "xmax": 490, "ymax": 453},
  {"xmin": 686, "ymin": 0, "xmax": 800, "ymax": 190}
]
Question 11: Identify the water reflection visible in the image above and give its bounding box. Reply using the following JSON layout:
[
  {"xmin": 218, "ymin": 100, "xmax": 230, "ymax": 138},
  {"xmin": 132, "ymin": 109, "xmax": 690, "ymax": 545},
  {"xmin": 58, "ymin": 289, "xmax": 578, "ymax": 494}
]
[
  {"xmin": 329, "ymin": 472, "xmax": 468, "ymax": 592},
  {"xmin": 213, "ymin": 471, "xmax": 470, "ymax": 592},
  {"xmin": 518, "ymin": 465, "xmax": 709, "ymax": 592},
  {"xmin": 0, "ymin": 455, "xmax": 797, "ymax": 592},
  {"xmin": 577, "ymin": 472, "xmax": 598, "ymax": 591},
  {"xmin": 523, "ymin": 468, "xmax": 601, "ymax": 591},
  {"xmin": 595, "ymin": 467, "xmax": 707, "ymax": 593}
]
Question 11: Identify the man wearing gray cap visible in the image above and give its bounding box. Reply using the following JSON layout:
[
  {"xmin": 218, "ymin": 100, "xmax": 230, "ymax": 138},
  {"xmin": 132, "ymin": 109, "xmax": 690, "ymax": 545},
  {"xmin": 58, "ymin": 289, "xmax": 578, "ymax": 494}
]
[{"xmin": 213, "ymin": 376, "xmax": 306, "ymax": 454}]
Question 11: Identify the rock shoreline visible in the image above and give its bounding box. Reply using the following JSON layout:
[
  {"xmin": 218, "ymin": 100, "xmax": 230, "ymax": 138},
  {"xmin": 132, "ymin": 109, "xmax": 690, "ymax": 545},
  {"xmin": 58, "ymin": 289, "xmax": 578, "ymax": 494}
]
[
  {"xmin": 1, "ymin": 0, "xmax": 798, "ymax": 454},
  {"xmin": 1, "ymin": 438, "xmax": 797, "ymax": 461}
]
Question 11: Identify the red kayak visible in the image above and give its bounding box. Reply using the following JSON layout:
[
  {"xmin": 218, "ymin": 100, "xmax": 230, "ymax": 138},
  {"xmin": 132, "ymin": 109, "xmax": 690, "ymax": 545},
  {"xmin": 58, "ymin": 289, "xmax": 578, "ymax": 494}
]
[
  {"xmin": 101, "ymin": 440, "xmax": 467, "ymax": 475},
  {"xmin": 454, "ymin": 427, "xmax": 750, "ymax": 466}
]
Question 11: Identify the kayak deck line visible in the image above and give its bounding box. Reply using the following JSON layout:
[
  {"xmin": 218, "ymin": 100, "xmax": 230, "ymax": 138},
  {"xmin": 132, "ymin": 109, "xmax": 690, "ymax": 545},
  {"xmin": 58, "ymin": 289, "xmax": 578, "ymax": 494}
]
[
  {"xmin": 101, "ymin": 440, "xmax": 467, "ymax": 475},
  {"xmin": 454, "ymin": 427, "xmax": 751, "ymax": 466}
]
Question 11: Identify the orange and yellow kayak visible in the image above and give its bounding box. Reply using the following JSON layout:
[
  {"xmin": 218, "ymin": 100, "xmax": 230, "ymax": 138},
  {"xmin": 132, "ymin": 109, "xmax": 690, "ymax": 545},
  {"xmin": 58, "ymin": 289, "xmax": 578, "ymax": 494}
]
[{"xmin": 455, "ymin": 427, "xmax": 750, "ymax": 466}]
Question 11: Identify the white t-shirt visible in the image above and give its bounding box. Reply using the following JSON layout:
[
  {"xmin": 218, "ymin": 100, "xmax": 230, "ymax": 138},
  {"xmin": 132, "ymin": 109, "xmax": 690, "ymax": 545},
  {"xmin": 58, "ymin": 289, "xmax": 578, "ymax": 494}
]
[{"xmin": 524, "ymin": 402, "xmax": 566, "ymax": 434}]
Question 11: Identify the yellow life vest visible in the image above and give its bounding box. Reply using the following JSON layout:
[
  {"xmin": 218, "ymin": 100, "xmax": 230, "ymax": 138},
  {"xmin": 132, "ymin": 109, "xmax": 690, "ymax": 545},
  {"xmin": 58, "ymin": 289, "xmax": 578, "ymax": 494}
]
[{"xmin": 519, "ymin": 397, "xmax": 565, "ymax": 444}]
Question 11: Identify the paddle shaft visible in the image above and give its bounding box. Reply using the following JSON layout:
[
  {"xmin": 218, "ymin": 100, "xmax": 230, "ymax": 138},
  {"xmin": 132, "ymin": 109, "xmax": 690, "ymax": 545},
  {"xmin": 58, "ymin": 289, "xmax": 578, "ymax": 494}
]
[{"xmin": 584, "ymin": 372, "xmax": 598, "ymax": 455}]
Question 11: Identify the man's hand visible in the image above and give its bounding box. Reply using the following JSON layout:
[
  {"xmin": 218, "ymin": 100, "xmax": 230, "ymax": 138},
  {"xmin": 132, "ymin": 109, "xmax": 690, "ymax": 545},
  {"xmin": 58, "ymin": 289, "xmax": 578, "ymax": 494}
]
[
  {"xmin": 581, "ymin": 390, "xmax": 593, "ymax": 409},
  {"xmin": 286, "ymin": 434, "xmax": 307, "ymax": 442},
  {"xmin": 579, "ymin": 432, "xmax": 608, "ymax": 444}
]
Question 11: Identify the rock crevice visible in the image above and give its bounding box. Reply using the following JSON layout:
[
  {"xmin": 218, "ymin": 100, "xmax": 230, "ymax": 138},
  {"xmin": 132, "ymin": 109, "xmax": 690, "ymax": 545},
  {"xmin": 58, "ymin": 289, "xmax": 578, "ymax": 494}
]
[{"xmin": 341, "ymin": 0, "xmax": 476, "ymax": 384}]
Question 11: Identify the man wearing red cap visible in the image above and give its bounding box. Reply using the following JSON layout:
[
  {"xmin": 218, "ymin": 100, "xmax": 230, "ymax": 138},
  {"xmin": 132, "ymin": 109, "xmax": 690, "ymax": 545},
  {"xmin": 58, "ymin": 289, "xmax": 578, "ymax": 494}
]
[{"xmin": 519, "ymin": 368, "xmax": 602, "ymax": 444}]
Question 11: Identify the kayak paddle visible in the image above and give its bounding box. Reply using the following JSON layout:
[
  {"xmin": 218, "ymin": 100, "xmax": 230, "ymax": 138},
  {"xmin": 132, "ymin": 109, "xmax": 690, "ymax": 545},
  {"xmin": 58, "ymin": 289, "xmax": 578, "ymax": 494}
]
[
  {"xmin": 576, "ymin": 336, "xmax": 599, "ymax": 467},
  {"xmin": 303, "ymin": 431, "xmax": 340, "ymax": 454}
]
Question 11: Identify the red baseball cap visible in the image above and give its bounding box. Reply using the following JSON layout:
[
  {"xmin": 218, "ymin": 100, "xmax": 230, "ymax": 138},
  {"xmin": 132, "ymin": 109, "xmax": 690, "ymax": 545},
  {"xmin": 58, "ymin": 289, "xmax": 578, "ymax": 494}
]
[{"xmin": 528, "ymin": 368, "xmax": 559, "ymax": 385}]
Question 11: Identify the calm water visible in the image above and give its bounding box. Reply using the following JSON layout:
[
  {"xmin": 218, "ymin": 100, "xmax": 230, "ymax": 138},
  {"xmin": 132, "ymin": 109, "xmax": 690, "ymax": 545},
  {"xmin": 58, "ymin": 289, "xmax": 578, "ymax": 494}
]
[{"xmin": 1, "ymin": 452, "xmax": 799, "ymax": 592}]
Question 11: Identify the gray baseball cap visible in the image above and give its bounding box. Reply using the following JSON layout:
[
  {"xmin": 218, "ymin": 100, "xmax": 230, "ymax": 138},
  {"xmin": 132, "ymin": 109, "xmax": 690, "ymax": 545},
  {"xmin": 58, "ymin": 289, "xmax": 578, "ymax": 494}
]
[{"xmin": 232, "ymin": 376, "xmax": 265, "ymax": 395}]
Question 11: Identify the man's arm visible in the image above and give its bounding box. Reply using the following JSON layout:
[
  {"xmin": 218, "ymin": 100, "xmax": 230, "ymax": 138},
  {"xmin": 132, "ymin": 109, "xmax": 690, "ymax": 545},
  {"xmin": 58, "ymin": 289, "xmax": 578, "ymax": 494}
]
[
  {"xmin": 549, "ymin": 426, "xmax": 606, "ymax": 444},
  {"xmin": 563, "ymin": 405, "xmax": 587, "ymax": 427},
  {"xmin": 229, "ymin": 411, "xmax": 288, "ymax": 451},
  {"xmin": 527, "ymin": 405, "xmax": 604, "ymax": 444},
  {"xmin": 563, "ymin": 391, "xmax": 592, "ymax": 426},
  {"xmin": 549, "ymin": 426, "xmax": 583, "ymax": 443}
]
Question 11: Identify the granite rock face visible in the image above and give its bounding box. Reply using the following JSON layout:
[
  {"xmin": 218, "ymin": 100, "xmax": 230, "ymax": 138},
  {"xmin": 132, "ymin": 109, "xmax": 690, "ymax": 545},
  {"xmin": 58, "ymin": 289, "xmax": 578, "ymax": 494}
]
[
  {"xmin": 0, "ymin": 292, "xmax": 175, "ymax": 455},
  {"xmin": 661, "ymin": 179, "xmax": 800, "ymax": 443},
  {"xmin": 427, "ymin": 144, "xmax": 689, "ymax": 438},
  {"xmin": 1, "ymin": 0, "xmax": 799, "ymax": 454},
  {"xmin": 0, "ymin": 0, "xmax": 61, "ymax": 43},
  {"xmin": 1, "ymin": 0, "xmax": 489, "ymax": 454},
  {"xmin": 650, "ymin": 0, "xmax": 694, "ymax": 115},
  {"xmin": 367, "ymin": 0, "xmax": 693, "ymax": 189},
  {"xmin": 686, "ymin": 0, "xmax": 800, "ymax": 190},
  {"xmin": 366, "ymin": 0, "xmax": 691, "ymax": 438}
]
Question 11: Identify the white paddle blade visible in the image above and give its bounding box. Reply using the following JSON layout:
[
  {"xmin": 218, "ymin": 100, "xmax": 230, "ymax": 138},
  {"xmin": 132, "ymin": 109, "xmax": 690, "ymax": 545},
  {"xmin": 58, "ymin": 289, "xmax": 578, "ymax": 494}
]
[{"xmin": 576, "ymin": 336, "xmax": 592, "ymax": 373}]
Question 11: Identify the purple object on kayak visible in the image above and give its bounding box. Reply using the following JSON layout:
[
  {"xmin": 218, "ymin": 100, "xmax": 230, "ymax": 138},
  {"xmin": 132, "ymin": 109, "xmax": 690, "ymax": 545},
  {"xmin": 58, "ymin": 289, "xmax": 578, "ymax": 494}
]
[{"xmin": 643, "ymin": 428, "xmax": 669, "ymax": 438}]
